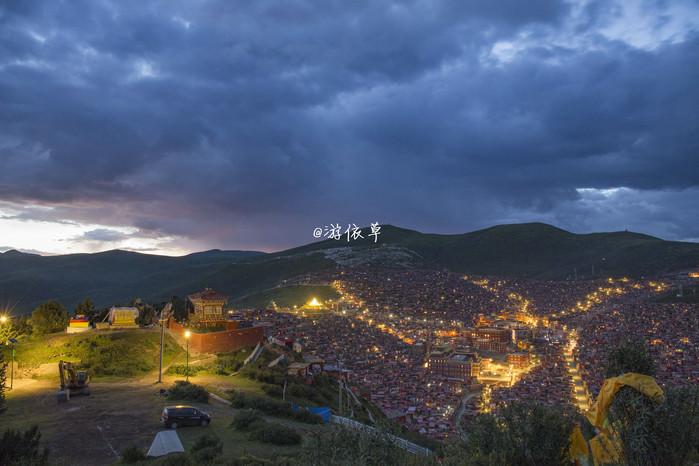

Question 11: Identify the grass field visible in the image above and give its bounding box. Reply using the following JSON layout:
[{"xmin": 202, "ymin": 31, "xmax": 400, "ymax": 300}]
[
  {"xmin": 2, "ymin": 373, "xmax": 321, "ymax": 465},
  {"xmin": 232, "ymin": 284, "xmax": 339, "ymax": 309}
]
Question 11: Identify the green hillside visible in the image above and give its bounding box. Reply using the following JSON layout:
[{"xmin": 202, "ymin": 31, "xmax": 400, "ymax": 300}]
[
  {"xmin": 232, "ymin": 285, "xmax": 340, "ymax": 309},
  {"xmin": 9, "ymin": 330, "xmax": 184, "ymax": 378},
  {"xmin": 1, "ymin": 223, "xmax": 697, "ymax": 314},
  {"xmin": 275, "ymin": 223, "xmax": 699, "ymax": 278}
]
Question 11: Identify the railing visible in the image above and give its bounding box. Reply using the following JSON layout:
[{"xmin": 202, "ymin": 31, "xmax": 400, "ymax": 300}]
[{"xmin": 329, "ymin": 415, "xmax": 432, "ymax": 456}]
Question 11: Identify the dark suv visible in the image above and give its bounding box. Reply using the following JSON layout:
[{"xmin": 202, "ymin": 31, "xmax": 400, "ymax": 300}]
[{"xmin": 161, "ymin": 405, "xmax": 211, "ymax": 429}]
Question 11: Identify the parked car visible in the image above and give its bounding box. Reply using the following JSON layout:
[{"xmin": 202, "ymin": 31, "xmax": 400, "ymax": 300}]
[{"xmin": 161, "ymin": 405, "xmax": 211, "ymax": 429}]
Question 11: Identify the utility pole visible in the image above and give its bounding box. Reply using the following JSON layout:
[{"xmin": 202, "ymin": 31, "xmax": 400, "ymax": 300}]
[
  {"xmin": 8, "ymin": 338, "xmax": 17, "ymax": 390},
  {"xmin": 338, "ymin": 357, "xmax": 343, "ymax": 416},
  {"xmin": 185, "ymin": 330, "xmax": 191, "ymax": 383},
  {"xmin": 157, "ymin": 303, "xmax": 171, "ymax": 384}
]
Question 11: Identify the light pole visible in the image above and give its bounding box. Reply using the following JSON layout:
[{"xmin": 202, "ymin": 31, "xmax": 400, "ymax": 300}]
[
  {"xmin": 157, "ymin": 315, "xmax": 165, "ymax": 384},
  {"xmin": 184, "ymin": 330, "xmax": 191, "ymax": 383}
]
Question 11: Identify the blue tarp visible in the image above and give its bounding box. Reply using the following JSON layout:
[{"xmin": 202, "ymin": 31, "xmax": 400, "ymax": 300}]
[{"xmin": 291, "ymin": 404, "xmax": 330, "ymax": 423}]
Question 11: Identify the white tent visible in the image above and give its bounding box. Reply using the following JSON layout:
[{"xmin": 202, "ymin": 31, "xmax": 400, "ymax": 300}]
[{"xmin": 146, "ymin": 430, "xmax": 185, "ymax": 457}]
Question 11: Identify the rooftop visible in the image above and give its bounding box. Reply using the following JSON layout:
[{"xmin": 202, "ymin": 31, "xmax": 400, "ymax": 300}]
[{"xmin": 188, "ymin": 288, "xmax": 228, "ymax": 301}]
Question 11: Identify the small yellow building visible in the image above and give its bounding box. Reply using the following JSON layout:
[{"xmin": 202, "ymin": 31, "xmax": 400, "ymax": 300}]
[{"xmin": 107, "ymin": 307, "xmax": 139, "ymax": 328}]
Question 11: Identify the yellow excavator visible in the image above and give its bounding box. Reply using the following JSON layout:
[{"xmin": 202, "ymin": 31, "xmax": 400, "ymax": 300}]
[{"xmin": 58, "ymin": 360, "xmax": 91, "ymax": 397}]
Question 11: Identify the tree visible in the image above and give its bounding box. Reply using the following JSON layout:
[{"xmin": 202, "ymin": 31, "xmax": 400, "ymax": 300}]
[
  {"xmin": 74, "ymin": 297, "xmax": 96, "ymax": 320},
  {"xmin": 605, "ymin": 338, "xmax": 655, "ymax": 378},
  {"xmin": 0, "ymin": 352, "xmax": 6, "ymax": 414},
  {"xmin": 171, "ymin": 296, "xmax": 188, "ymax": 322},
  {"xmin": 453, "ymin": 402, "xmax": 574, "ymax": 466},
  {"xmin": 131, "ymin": 299, "xmax": 155, "ymax": 326},
  {"xmin": 30, "ymin": 301, "xmax": 69, "ymax": 335},
  {"xmin": 0, "ymin": 323, "xmax": 17, "ymax": 346},
  {"xmin": 607, "ymin": 385, "xmax": 699, "ymax": 465},
  {"xmin": 600, "ymin": 339, "xmax": 699, "ymax": 465},
  {"xmin": 10, "ymin": 316, "xmax": 32, "ymax": 337}
]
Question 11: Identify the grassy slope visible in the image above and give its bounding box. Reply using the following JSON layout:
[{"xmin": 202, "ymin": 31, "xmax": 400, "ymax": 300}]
[{"xmin": 11, "ymin": 329, "xmax": 184, "ymax": 378}]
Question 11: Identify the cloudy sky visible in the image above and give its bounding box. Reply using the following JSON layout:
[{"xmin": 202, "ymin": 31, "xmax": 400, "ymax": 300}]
[{"xmin": 1, "ymin": 0, "xmax": 698, "ymax": 255}]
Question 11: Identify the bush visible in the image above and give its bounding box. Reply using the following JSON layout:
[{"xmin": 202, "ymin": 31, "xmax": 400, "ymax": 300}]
[
  {"xmin": 232, "ymin": 409, "xmax": 265, "ymax": 431},
  {"xmin": 261, "ymin": 384, "xmax": 283, "ymax": 398},
  {"xmin": 0, "ymin": 426, "xmax": 49, "ymax": 466},
  {"xmin": 120, "ymin": 445, "xmax": 145, "ymax": 463},
  {"xmin": 159, "ymin": 453, "xmax": 191, "ymax": 466},
  {"xmin": 228, "ymin": 391, "xmax": 321, "ymax": 424},
  {"xmin": 242, "ymin": 367, "xmax": 285, "ymax": 385},
  {"xmin": 249, "ymin": 423, "xmax": 302, "ymax": 446},
  {"xmin": 224, "ymin": 454, "xmax": 275, "ymax": 465},
  {"xmin": 190, "ymin": 434, "xmax": 222, "ymax": 463},
  {"xmin": 291, "ymin": 408, "xmax": 323, "ymax": 424},
  {"xmin": 167, "ymin": 381, "xmax": 209, "ymax": 403},
  {"xmin": 166, "ymin": 364, "xmax": 205, "ymax": 377}
]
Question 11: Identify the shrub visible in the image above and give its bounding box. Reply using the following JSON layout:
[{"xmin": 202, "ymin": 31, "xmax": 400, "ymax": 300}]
[
  {"xmin": 262, "ymin": 384, "xmax": 283, "ymax": 398},
  {"xmin": 224, "ymin": 454, "xmax": 275, "ymax": 465},
  {"xmin": 167, "ymin": 381, "xmax": 209, "ymax": 403},
  {"xmin": 0, "ymin": 426, "xmax": 49, "ymax": 466},
  {"xmin": 228, "ymin": 391, "xmax": 321, "ymax": 424},
  {"xmin": 232, "ymin": 409, "xmax": 265, "ymax": 431},
  {"xmin": 159, "ymin": 453, "xmax": 191, "ymax": 466},
  {"xmin": 292, "ymin": 408, "xmax": 322, "ymax": 424},
  {"xmin": 289, "ymin": 383, "xmax": 316, "ymax": 400},
  {"xmin": 249, "ymin": 423, "xmax": 302, "ymax": 446},
  {"xmin": 166, "ymin": 364, "xmax": 205, "ymax": 377},
  {"xmin": 120, "ymin": 445, "xmax": 145, "ymax": 463},
  {"xmin": 190, "ymin": 434, "xmax": 223, "ymax": 463},
  {"xmin": 242, "ymin": 367, "xmax": 285, "ymax": 385},
  {"xmin": 300, "ymin": 426, "xmax": 425, "ymax": 466}
]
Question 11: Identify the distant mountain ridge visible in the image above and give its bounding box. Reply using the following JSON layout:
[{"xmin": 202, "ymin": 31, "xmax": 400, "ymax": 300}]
[{"xmin": 1, "ymin": 223, "xmax": 697, "ymax": 313}]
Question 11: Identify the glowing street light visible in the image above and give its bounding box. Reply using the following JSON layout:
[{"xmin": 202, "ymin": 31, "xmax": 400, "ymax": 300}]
[{"xmin": 184, "ymin": 330, "xmax": 191, "ymax": 382}]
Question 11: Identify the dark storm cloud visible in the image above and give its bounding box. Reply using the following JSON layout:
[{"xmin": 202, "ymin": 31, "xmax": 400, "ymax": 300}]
[
  {"xmin": 78, "ymin": 228, "xmax": 131, "ymax": 242},
  {"xmin": 0, "ymin": 0, "xmax": 697, "ymax": 251}
]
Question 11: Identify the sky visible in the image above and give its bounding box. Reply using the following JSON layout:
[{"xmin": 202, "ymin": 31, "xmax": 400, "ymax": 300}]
[{"xmin": 0, "ymin": 0, "xmax": 698, "ymax": 255}]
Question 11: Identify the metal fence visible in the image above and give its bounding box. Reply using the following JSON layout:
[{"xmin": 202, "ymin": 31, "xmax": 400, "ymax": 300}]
[{"xmin": 329, "ymin": 415, "xmax": 432, "ymax": 456}]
